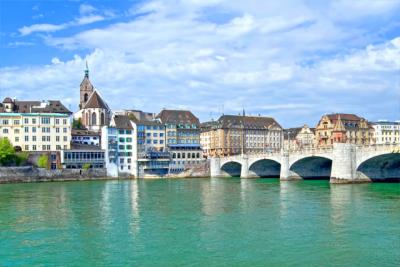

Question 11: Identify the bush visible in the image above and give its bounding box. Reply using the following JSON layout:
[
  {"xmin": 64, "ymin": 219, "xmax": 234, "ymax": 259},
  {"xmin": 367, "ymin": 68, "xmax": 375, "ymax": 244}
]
[
  {"xmin": 0, "ymin": 138, "xmax": 16, "ymax": 166},
  {"xmin": 72, "ymin": 118, "xmax": 83, "ymax": 129},
  {"xmin": 82, "ymin": 163, "xmax": 91, "ymax": 170},
  {"xmin": 15, "ymin": 152, "xmax": 29, "ymax": 166},
  {"xmin": 37, "ymin": 154, "xmax": 48, "ymax": 169}
]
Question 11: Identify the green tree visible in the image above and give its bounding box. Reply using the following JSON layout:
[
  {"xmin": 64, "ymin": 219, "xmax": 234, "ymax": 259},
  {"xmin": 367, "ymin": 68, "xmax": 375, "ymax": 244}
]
[
  {"xmin": 0, "ymin": 138, "xmax": 16, "ymax": 166},
  {"xmin": 37, "ymin": 154, "xmax": 48, "ymax": 169},
  {"xmin": 15, "ymin": 152, "xmax": 29, "ymax": 166},
  {"xmin": 82, "ymin": 163, "xmax": 91, "ymax": 170},
  {"xmin": 72, "ymin": 118, "xmax": 83, "ymax": 129}
]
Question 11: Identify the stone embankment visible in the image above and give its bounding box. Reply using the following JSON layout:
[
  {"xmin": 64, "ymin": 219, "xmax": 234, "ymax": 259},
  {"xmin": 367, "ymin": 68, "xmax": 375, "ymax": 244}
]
[
  {"xmin": 0, "ymin": 166, "xmax": 109, "ymax": 183},
  {"xmin": 166, "ymin": 160, "xmax": 210, "ymax": 178}
]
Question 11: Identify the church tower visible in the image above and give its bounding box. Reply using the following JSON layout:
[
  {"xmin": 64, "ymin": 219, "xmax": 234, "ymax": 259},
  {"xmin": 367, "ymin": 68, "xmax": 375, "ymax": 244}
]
[
  {"xmin": 79, "ymin": 62, "xmax": 94, "ymax": 109},
  {"xmin": 74, "ymin": 62, "xmax": 111, "ymax": 132}
]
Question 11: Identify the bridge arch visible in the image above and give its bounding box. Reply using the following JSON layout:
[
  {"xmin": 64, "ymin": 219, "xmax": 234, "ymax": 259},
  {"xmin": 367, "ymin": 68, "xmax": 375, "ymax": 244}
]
[
  {"xmin": 248, "ymin": 159, "xmax": 281, "ymax": 178},
  {"xmin": 357, "ymin": 153, "xmax": 400, "ymax": 182},
  {"xmin": 220, "ymin": 161, "xmax": 242, "ymax": 177},
  {"xmin": 289, "ymin": 156, "xmax": 332, "ymax": 180}
]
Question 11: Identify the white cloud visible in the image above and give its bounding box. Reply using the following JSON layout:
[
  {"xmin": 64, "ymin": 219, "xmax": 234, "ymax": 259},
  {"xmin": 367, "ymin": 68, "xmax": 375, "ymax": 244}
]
[
  {"xmin": 79, "ymin": 4, "xmax": 97, "ymax": 15},
  {"xmin": 75, "ymin": 15, "xmax": 105, "ymax": 25},
  {"xmin": 5, "ymin": 0, "xmax": 400, "ymax": 126},
  {"xmin": 18, "ymin": 4, "xmax": 108, "ymax": 36},
  {"xmin": 19, "ymin": 23, "xmax": 67, "ymax": 36}
]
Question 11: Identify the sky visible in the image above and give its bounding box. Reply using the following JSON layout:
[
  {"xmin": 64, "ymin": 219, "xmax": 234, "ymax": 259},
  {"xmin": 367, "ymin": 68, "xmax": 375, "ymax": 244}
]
[{"xmin": 0, "ymin": 0, "xmax": 399, "ymax": 127}]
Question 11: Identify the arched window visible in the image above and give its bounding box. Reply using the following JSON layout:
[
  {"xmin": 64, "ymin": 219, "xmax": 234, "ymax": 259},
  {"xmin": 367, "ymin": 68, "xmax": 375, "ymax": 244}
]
[
  {"xmin": 84, "ymin": 93, "xmax": 89, "ymax": 102},
  {"xmin": 92, "ymin": 112, "xmax": 97, "ymax": 125},
  {"xmin": 85, "ymin": 112, "xmax": 89, "ymax": 125},
  {"xmin": 101, "ymin": 112, "xmax": 105, "ymax": 125}
]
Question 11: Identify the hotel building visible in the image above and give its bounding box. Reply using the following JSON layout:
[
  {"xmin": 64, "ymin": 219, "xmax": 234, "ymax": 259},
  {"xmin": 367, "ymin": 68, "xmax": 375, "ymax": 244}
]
[
  {"xmin": 0, "ymin": 97, "xmax": 72, "ymax": 151},
  {"xmin": 201, "ymin": 114, "xmax": 283, "ymax": 157}
]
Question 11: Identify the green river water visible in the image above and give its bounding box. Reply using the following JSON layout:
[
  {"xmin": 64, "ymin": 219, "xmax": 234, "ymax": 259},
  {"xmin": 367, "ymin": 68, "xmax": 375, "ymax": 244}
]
[{"xmin": 0, "ymin": 178, "xmax": 399, "ymax": 266}]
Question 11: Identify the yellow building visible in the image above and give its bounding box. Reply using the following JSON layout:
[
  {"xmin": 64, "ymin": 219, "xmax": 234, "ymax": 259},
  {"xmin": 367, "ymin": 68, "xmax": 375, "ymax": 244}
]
[
  {"xmin": 201, "ymin": 114, "xmax": 283, "ymax": 157},
  {"xmin": 0, "ymin": 97, "xmax": 72, "ymax": 151},
  {"xmin": 315, "ymin": 113, "xmax": 374, "ymax": 148},
  {"xmin": 283, "ymin": 125, "xmax": 316, "ymax": 150}
]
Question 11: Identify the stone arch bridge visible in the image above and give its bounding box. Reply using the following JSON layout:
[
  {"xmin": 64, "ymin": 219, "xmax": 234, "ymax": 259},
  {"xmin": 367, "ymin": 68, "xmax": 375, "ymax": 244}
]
[{"xmin": 210, "ymin": 143, "xmax": 400, "ymax": 183}]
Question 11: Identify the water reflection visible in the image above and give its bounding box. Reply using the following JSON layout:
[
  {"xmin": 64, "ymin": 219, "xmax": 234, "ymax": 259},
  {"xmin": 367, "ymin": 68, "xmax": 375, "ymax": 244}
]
[
  {"xmin": 129, "ymin": 180, "xmax": 140, "ymax": 234},
  {"xmin": 279, "ymin": 181, "xmax": 290, "ymax": 219},
  {"xmin": 329, "ymin": 184, "xmax": 353, "ymax": 229}
]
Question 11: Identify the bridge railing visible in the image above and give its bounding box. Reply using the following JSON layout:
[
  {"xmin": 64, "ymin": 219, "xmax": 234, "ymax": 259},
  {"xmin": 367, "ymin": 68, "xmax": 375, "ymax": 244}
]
[
  {"xmin": 356, "ymin": 143, "xmax": 400, "ymax": 152},
  {"xmin": 216, "ymin": 143, "xmax": 400, "ymax": 159}
]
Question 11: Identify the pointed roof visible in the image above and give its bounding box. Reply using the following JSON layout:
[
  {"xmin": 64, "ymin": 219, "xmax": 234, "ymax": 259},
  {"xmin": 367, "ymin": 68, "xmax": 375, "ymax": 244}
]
[
  {"xmin": 333, "ymin": 115, "xmax": 346, "ymax": 132},
  {"xmin": 83, "ymin": 90, "xmax": 109, "ymax": 110},
  {"xmin": 80, "ymin": 76, "xmax": 94, "ymax": 91}
]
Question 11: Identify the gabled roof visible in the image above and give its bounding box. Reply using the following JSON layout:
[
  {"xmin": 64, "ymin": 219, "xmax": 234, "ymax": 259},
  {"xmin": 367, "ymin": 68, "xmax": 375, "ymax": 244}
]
[
  {"xmin": 113, "ymin": 115, "xmax": 133, "ymax": 130},
  {"xmin": 83, "ymin": 90, "xmax": 109, "ymax": 110},
  {"xmin": 322, "ymin": 113, "xmax": 370, "ymax": 130},
  {"xmin": 218, "ymin": 115, "xmax": 282, "ymax": 130},
  {"xmin": 0, "ymin": 99, "xmax": 71, "ymax": 114},
  {"xmin": 283, "ymin": 127, "xmax": 302, "ymax": 140},
  {"xmin": 157, "ymin": 109, "xmax": 200, "ymax": 125},
  {"xmin": 326, "ymin": 113, "xmax": 362, "ymax": 122}
]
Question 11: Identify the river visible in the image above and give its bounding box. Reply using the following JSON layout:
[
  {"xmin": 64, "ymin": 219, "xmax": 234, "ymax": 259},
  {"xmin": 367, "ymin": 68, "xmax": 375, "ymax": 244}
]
[{"xmin": 0, "ymin": 178, "xmax": 399, "ymax": 266}]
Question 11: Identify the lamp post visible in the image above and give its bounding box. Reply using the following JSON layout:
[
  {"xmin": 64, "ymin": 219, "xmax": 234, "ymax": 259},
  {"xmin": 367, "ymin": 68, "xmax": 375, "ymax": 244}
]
[{"xmin": 286, "ymin": 130, "xmax": 291, "ymax": 152}]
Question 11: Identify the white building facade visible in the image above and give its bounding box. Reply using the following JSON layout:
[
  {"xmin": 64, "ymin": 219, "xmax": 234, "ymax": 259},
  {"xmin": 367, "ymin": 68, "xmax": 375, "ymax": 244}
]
[
  {"xmin": 0, "ymin": 98, "xmax": 71, "ymax": 151},
  {"xmin": 372, "ymin": 121, "xmax": 400, "ymax": 144}
]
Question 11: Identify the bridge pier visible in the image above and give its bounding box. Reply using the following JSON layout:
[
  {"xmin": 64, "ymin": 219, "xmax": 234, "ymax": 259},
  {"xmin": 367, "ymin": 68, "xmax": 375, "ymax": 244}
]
[
  {"xmin": 330, "ymin": 143, "xmax": 370, "ymax": 184},
  {"xmin": 280, "ymin": 153, "xmax": 301, "ymax": 181},
  {"xmin": 210, "ymin": 157, "xmax": 223, "ymax": 177},
  {"xmin": 240, "ymin": 156, "xmax": 251, "ymax": 178},
  {"xmin": 280, "ymin": 153, "xmax": 290, "ymax": 181}
]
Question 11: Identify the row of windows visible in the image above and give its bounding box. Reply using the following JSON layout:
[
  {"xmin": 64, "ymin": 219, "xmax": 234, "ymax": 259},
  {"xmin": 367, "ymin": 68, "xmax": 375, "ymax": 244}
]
[
  {"xmin": 118, "ymin": 145, "xmax": 133, "ymax": 150},
  {"xmin": 117, "ymin": 152, "xmax": 132, "ymax": 157},
  {"xmin": 11, "ymin": 135, "xmax": 69, "ymax": 142},
  {"xmin": 65, "ymin": 152, "xmax": 105, "ymax": 160},
  {"xmin": 2, "ymin": 127, "xmax": 68, "ymax": 134},
  {"xmin": 146, "ymin": 132, "xmax": 164, "ymax": 137},
  {"xmin": 146, "ymin": 139, "xmax": 164, "ymax": 145},
  {"xmin": 23, "ymin": 144, "xmax": 67, "ymax": 151},
  {"xmin": 171, "ymin": 160, "xmax": 202, "ymax": 165},
  {"xmin": 118, "ymin": 137, "xmax": 133, "ymax": 143},
  {"xmin": 119, "ymin": 158, "xmax": 132, "ymax": 164},
  {"xmin": 1, "ymin": 118, "xmax": 68, "ymax": 125},
  {"xmin": 118, "ymin": 129, "xmax": 133, "ymax": 135},
  {"xmin": 167, "ymin": 139, "xmax": 199, "ymax": 144},
  {"xmin": 172, "ymin": 152, "xmax": 201, "ymax": 159}
]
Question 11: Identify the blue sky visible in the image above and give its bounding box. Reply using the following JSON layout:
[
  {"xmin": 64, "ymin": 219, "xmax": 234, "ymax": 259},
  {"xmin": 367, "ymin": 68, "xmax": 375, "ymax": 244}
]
[{"xmin": 0, "ymin": 0, "xmax": 399, "ymax": 127}]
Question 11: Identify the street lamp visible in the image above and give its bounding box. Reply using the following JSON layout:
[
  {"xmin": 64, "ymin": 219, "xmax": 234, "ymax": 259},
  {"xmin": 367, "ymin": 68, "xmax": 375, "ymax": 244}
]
[{"xmin": 286, "ymin": 130, "xmax": 291, "ymax": 152}]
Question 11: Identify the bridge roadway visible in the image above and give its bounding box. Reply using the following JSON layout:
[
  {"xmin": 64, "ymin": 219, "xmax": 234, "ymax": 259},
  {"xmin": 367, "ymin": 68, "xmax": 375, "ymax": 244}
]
[{"xmin": 210, "ymin": 143, "xmax": 400, "ymax": 183}]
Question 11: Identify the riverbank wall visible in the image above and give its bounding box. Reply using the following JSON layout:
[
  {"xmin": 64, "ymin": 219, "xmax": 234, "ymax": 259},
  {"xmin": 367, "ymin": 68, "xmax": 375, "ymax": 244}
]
[{"xmin": 0, "ymin": 166, "xmax": 110, "ymax": 183}]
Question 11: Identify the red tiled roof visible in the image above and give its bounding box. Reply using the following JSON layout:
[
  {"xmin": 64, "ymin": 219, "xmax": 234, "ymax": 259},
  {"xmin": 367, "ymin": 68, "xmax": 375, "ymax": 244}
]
[{"xmin": 83, "ymin": 90, "xmax": 109, "ymax": 109}]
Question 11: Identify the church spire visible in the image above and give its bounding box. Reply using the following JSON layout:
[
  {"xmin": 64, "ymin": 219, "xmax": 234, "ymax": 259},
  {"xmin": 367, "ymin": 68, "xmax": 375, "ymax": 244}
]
[{"xmin": 84, "ymin": 61, "xmax": 89, "ymax": 78}]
